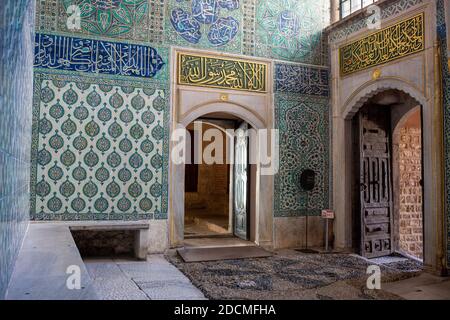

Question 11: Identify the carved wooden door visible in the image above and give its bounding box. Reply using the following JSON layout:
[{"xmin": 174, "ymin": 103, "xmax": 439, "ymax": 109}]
[
  {"xmin": 359, "ymin": 106, "xmax": 393, "ymax": 258},
  {"xmin": 233, "ymin": 122, "xmax": 249, "ymax": 240}
]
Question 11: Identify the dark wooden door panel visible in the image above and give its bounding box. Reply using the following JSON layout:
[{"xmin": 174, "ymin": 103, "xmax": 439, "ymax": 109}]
[{"xmin": 359, "ymin": 106, "xmax": 393, "ymax": 258}]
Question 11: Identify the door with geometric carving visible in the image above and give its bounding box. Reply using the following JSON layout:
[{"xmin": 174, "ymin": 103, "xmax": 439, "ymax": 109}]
[{"xmin": 359, "ymin": 106, "xmax": 393, "ymax": 258}]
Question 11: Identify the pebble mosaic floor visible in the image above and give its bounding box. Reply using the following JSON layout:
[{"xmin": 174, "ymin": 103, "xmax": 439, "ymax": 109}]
[{"xmin": 166, "ymin": 250, "xmax": 423, "ymax": 300}]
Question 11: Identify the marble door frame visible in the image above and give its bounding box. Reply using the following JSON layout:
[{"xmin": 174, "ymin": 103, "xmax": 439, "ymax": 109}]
[{"xmin": 168, "ymin": 47, "xmax": 275, "ymax": 249}]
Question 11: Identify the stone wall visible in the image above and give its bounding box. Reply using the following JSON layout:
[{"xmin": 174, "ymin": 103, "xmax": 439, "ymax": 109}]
[
  {"xmin": 0, "ymin": 0, "xmax": 35, "ymax": 298},
  {"xmin": 398, "ymin": 127, "xmax": 423, "ymax": 259}
]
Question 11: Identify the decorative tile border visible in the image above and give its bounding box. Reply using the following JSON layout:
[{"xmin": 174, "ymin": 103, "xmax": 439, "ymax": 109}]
[
  {"xmin": 31, "ymin": 71, "xmax": 170, "ymax": 220},
  {"xmin": 329, "ymin": 0, "xmax": 424, "ymax": 43},
  {"xmin": 242, "ymin": 0, "xmax": 256, "ymax": 56},
  {"xmin": 274, "ymin": 93, "xmax": 330, "ymax": 217},
  {"xmin": 275, "ymin": 63, "xmax": 329, "ymax": 97},
  {"xmin": 437, "ymin": 0, "xmax": 450, "ymax": 268},
  {"xmin": 34, "ymin": 33, "xmax": 165, "ymax": 79}
]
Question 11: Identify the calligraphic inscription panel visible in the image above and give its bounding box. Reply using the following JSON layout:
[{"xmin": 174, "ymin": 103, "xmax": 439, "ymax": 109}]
[
  {"xmin": 275, "ymin": 63, "xmax": 329, "ymax": 97},
  {"xmin": 167, "ymin": 0, "xmax": 242, "ymax": 53},
  {"xmin": 178, "ymin": 53, "xmax": 267, "ymax": 92},
  {"xmin": 339, "ymin": 13, "xmax": 425, "ymax": 76},
  {"xmin": 34, "ymin": 33, "xmax": 165, "ymax": 79}
]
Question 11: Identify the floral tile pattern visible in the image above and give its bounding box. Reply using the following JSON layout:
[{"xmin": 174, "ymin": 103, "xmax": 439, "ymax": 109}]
[
  {"xmin": 255, "ymin": 0, "xmax": 329, "ymax": 64},
  {"xmin": 274, "ymin": 93, "xmax": 330, "ymax": 217},
  {"xmin": 36, "ymin": 0, "xmax": 166, "ymax": 44},
  {"xmin": 31, "ymin": 71, "xmax": 169, "ymax": 220}
]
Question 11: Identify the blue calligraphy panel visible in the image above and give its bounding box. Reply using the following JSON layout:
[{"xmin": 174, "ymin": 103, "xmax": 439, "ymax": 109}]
[
  {"xmin": 170, "ymin": 0, "xmax": 240, "ymax": 47},
  {"xmin": 275, "ymin": 63, "xmax": 329, "ymax": 97},
  {"xmin": 192, "ymin": 0, "xmax": 219, "ymax": 24},
  {"xmin": 34, "ymin": 33, "xmax": 165, "ymax": 78},
  {"xmin": 279, "ymin": 11, "xmax": 299, "ymax": 37},
  {"xmin": 170, "ymin": 8, "xmax": 202, "ymax": 44},
  {"xmin": 218, "ymin": 0, "xmax": 239, "ymax": 10},
  {"xmin": 208, "ymin": 16, "xmax": 239, "ymax": 46}
]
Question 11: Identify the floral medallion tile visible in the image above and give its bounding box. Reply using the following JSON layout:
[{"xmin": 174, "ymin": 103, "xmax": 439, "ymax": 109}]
[{"xmin": 31, "ymin": 71, "xmax": 169, "ymax": 220}]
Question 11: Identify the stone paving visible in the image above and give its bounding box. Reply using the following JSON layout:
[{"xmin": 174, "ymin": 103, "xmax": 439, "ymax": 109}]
[
  {"xmin": 84, "ymin": 255, "xmax": 206, "ymax": 300},
  {"xmin": 166, "ymin": 249, "xmax": 424, "ymax": 300}
]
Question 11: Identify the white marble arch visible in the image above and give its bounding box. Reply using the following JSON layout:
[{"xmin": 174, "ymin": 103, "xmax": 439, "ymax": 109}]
[
  {"xmin": 328, "ymin": 0, "xmax": 446, "ymax": 275},
  {"xmin": 168, "ymin": 47, "xmax": 274, "ymax": 249},
  {"xmin": 332, "ymin": 77, "xmax": 445, "ymax": 274}
]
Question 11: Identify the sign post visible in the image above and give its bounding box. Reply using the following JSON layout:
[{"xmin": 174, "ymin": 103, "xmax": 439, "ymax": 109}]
[{"xmin": 321, "ymin": 209, "xmax": 335, "ymax": 252}]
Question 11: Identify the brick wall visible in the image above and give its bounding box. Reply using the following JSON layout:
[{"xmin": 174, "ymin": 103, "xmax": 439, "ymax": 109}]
[{"xmin": 398, "ymin": 127, "xmax": 423, "ymax": 259}]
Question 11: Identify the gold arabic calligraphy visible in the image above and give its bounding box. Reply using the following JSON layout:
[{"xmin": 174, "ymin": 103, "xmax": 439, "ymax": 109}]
[
  {"xmin": 339, "ymin": 13, "xmax": 425, "ymax": 76},
  {"xmin": 178, "ymin": 53, "xmax": 267, "ymax": 92}
]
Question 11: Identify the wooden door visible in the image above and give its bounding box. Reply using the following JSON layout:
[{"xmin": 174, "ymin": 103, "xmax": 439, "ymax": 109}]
[
  {"xmin": 359, "ymin": 106, "xmax": 393, "ymax": 258},
  {"xmin": 233, "ymin": 122, "xmax": 249, "ymax": 240}
]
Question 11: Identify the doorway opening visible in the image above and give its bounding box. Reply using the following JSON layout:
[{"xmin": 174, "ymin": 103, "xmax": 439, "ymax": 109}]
[
  {"xmin": 184, "ymin": 114, "xmax": 252, "ymax": 242},
  {"xmin": 352, "ymin": 90, "xmax": 423, "ymax": 261}
]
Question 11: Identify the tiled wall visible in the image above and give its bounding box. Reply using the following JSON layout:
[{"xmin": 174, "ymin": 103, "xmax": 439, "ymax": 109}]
[
  {"xmin": 32, "ymin": 0, "xmax": 332, "ymax": 221},
  {"xmin": 0, "ymin": 0, "xmax": 35, "ymax": 298},
  {"xmin": 31, "ymin": 71, "xmax": 169, "ymax": 220},
  {"xmin": 274, "ymin": 63, "xmax": 330, "ymax": 217},
  {"xmin": 437, "ymin": 0, "xmax": 450, "ymax": 267},
  {"xmin": 35, "ymin": 0, "xmax": 330, "ymax": 64}
]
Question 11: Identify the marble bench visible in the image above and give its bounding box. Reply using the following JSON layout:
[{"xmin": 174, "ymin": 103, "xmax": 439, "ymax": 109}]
[
  {"xmin": 69, "ymin": 221, "xmax": 150, "ymax": 260},
  {"xmin": 6, "ymin": 221, "xmax": 151, "ymax": 299}
]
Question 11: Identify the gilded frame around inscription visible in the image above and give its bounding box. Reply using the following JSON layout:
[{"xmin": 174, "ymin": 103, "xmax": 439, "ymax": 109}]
[
  {"xmin": 339, "ymin": 13, "xmax": 425, "ymax": 77},
  {"xmin": 177, "ymin": 52, "xmax": 268, "ymax": 93}
]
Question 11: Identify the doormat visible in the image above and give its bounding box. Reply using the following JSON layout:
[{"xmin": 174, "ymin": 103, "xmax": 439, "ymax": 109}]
[
  {"xmin": 295, "ymin": 248, "xmax": 347, "ymax": 254},
  {"xmin": 296, "ymin": 248, "xmax": 321, "ymax": 254},
  {"xmin": 177, "ymin": 246, "xmax": 273, "ymax": 262}
]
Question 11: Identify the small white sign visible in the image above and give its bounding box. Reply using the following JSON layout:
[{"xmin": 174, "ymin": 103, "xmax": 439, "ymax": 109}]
[{"xmin": 321, "ymin": 209, "xmax": 335, "ymax": 219}]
